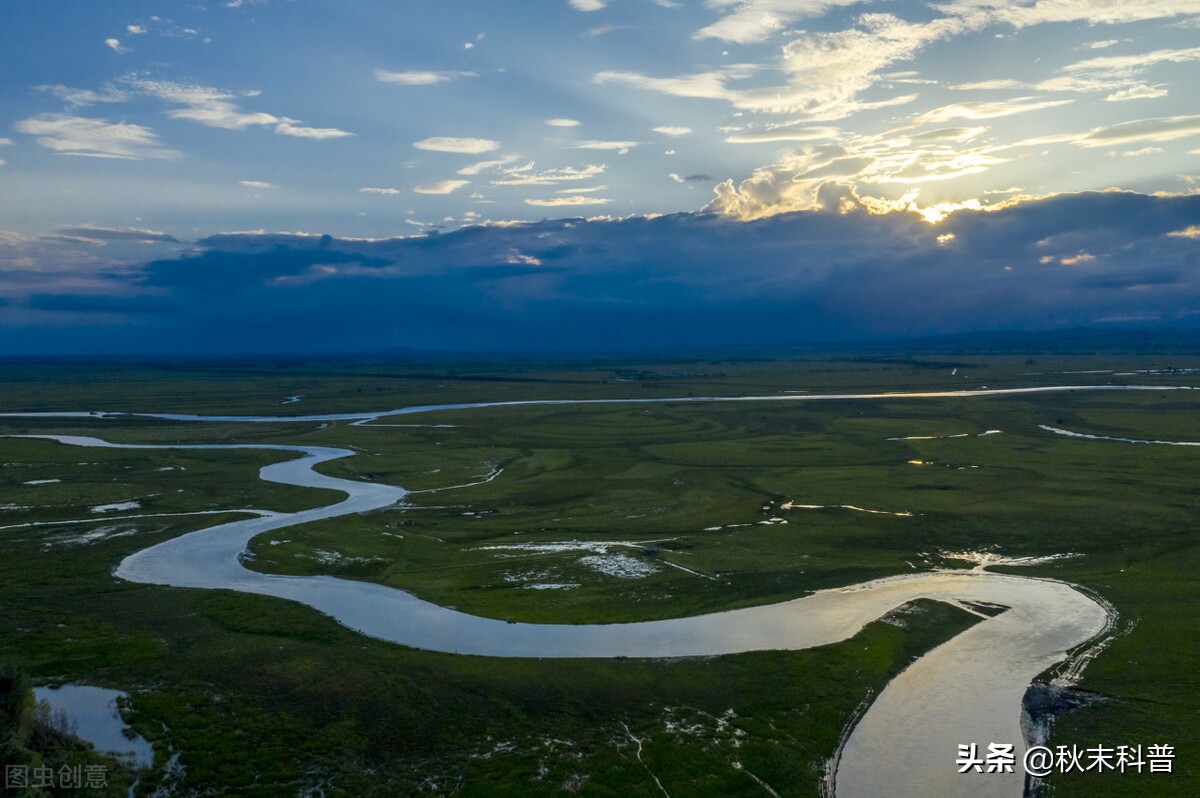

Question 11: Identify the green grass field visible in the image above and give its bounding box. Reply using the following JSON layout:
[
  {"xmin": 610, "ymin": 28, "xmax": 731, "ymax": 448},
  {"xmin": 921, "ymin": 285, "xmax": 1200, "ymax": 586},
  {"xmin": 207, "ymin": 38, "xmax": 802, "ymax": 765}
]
[{"xmin": 2, "ymin": 353, "xmax": 1197, "ymax": 795}]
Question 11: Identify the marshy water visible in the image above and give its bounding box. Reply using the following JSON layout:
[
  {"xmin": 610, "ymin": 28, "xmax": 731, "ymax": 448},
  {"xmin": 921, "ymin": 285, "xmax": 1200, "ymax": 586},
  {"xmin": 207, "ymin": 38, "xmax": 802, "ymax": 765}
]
[
  {"xmin": 33, "ymin": 684, "xmax": 154, "ymax": 769},
  {"xmin": 12, "ymin": 385, "xmax": 1187, "ymax": 797}
]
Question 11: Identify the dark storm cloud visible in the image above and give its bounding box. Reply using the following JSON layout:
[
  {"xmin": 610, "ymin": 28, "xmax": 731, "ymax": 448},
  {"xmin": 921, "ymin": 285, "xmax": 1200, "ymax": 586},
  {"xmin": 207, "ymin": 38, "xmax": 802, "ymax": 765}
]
[
  {"xmin": 26, "ymin": 293, "xmax": 172, "ymax": 314},
  {"xmin": 3, "ymin": 192, "xmax": 1199, "ymax": 355},
  {"xmin": 139, "ymin": 247, "xmax": 391, "ymax": 289},
  {"xmin": 1074, "ymin": 269, "xmax": 1182, "ymax": 290}
]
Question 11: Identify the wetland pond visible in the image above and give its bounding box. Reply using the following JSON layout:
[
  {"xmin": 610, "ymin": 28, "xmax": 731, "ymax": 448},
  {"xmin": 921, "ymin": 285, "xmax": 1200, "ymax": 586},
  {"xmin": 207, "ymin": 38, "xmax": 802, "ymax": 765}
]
[{"xmin": 33, "ymin": 684, "xmax": 154, "ymax": 769}]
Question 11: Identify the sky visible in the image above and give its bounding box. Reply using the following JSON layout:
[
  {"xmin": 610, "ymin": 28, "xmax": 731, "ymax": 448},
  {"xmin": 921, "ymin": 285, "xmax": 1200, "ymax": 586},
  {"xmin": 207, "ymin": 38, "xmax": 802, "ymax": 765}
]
[{"xmin": 2, "ymin": 0, "xmax": 1200, "ymax": 354}]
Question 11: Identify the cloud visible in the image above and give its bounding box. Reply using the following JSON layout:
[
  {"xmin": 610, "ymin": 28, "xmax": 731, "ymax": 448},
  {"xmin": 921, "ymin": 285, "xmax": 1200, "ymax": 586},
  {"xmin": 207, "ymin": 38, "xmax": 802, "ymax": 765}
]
[
  {"xmin": 939, "ymin": 0, "xmax": 1200, "ymax": 30},
  {"xmin": 768, "ymin": 14, "xmax": 964, "ymax": 118},
  {"xmin": 1077, "ymin": 115, "xmax": 1200, "ymax": 148},
  {"xmin": 602, "ymin": 14, "xmax": 959, "ymax": 120},
  {"xmin": 273, "ymin": 121, "xmax": 354, "ymax": 139},
  {"xmin": 129, "ymin": 79, "xmax": 353, "ymax": 139},
  {"xmin": 652, "ymin": 126, "xmax": 692, "ymax": 136},
  {"xmin": 413, "ymin": 137, "xmax": 500, "ymax": 154},
  {"xmin": 505, "ymin": 251, "xmax": 542, "ymax": 266},
  {"xmin": 14, "ymin": 114, "xmax": 180, "ymax": 160},
  {"xmin": 127, "ymin": 24, "xmax": 147, "ymax": 35},
  {"xmin": 603, "ymin": 2, "xmax": 1200, "ymax": 134},
  {"xmin": 1066, "ymin": 46, "xmax": 1200, "ymax": 73},
  {"xmin": 492, "ymin": 163, "xmax": 606, "ymax": 186},
  {"xmin": 879, "ymin": 70, "xmax": 939, "ymax": 85},
  {"xmin": 705, "ymin": 121, "xmax": 1015, "ymax": 221},
  {"xmin": 413, "ymin": 180, "xmax": 470, "ymax": 194},
  {"xmin": 1109, "ymin": 147, "xmax": 1164, "ymax": 158},
  {"xmin": 595, "ymin": 70, "xmax": 735, "ymax": 102},
  {"xmin": 374, "ymin": 69, "xmax": 479, "ymax": 85},
  {"xmin": 725, "ymin": 126, "xmax": 842, "ymax": 144},
  {"xmin": 12, "ymin": 193, "xmax": 1200, "ymax": 356},
  {"xmin": 37, "ymin": 84, "xmax": 129, "ymax": 107},
  {"xmin": 584, "ymin": 23, "xmax": 630, "ymax": 36},
  {"xmin": 104, "ymin": 38, "xmax": 128, "ymax": 53},
  {"xmin": 1168, "ymin": 225, "xmax": 1200, "ymax": 239},
  {"xmin": 1038, "ymin": 46, "xmax": 1200, "ymax": 100},
  {"xmin": 695, "ymin": 0, "xmax": 873, "ymax": 44},
  {"xmin": 458, "ymin": 155, "xmax": 520, "ymax": 175},
  {"xmin": 568, "ymin": 0, "xmax": 607, "ymax": 11},
  {"xmin": 239, "ymin": 180, "xmax": 276, "ymax": 189},
  {"xmin": 949, "ymin": 79, "xmax": 1029, "ymax": 91},
  {"xmin": 524, "ymin": 196, "xmax": 611, "ymax": 206},
  {"xmin": 0, "ymin": 138, "xmax": 11, "ymax": 146},
  {"xmin": 359, "ymin": 187, "xmax": 401, "ymax": 195},
  {"xmin": 546, "ymin": 118, "xmax": 582, "ymax": 127},
  {"xmin": 1105, "ymin": 86, "xmax": 1169, "ymax": 102},
  {"xmin": 914, "ymin": 97, "xmax": 1074, "ymax": 124},
  {"xmin": 556, "ymin": 185, "xmax": 608, "ymax": 194},
  {"xmin": 52, "ymin": 227, "xmax": 179, "ymax": 243},
  {"xmin": 571, "ymin": 140, "xmax": 640, "ymax": 154},
  {"xmin": 606, "ymin": 4, "xmax": 1200, "ymax": 135}
]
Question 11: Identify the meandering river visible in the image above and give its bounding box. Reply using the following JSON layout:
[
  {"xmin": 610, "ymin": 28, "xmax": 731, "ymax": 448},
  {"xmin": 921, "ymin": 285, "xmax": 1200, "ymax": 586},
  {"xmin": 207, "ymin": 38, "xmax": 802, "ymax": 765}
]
[{"xmin": 11, "ymin": 385, "xmax": 1183, "ymax": 797}]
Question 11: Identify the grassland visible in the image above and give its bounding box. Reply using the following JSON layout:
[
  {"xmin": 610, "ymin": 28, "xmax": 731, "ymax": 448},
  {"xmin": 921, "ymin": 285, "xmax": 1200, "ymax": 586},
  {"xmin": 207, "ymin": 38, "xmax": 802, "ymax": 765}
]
[{"xmin": 2, "ymin": 352, "xmax": 1198, "ymax": 795}]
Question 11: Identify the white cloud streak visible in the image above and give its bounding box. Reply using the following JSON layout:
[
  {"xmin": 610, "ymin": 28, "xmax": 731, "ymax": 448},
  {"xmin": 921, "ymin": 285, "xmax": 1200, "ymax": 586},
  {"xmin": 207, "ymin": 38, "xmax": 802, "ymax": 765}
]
[
  {"xmin": 37, "ymin": 84, "xmax": 130, "ymax": 107},
  {"xmin": 1076, "ymin": 115, "xmax": 1200, "ymax": 148},
  {"xmin": 14, "ymin": 114, "xmax": 180, "ymax": 160},
  {"xmin": 571, "ymin": 140, "xmax": 640, "ymax": 154},
  {"xmin": 492, "ymin": 163, "xmax": 607, "ymax": 186},
  {"xmin": 374, "ymin": 69, "xmax": 479, "ymax": 85},
  {"xmin": 129, "ymin": 79, "xmax": 353, "ymax": 139},
  {"xmin": 595, "ymin": 70, "xmax": 735, "ymax": 102},
  {"xmin": 1105, "ymin": 86, "xmax": 1169, "ymax": 102},
  {"xmin": 725, "ymin": 126, "xmax": 842, "ymax": 144},
  {"xmin": 413, "ymin": 180, "xmax": 470, "ymax": 194},
  {"xmin": 914, "ymin": 97, "xmax": 1074, "ymax": 124},
  {"xmin": 1038, "ymin": 46, "xmax": 1200, "ymax": 101},
  {"xmin": 274, "ymin": 121, "xmax": 354, "ymax": 139},
  {"xmin": 524, "ymin": 195, "xmax": 611, "ymax": 206},
  {"xmin": 458, "ymin": 155, "xmax": 521, "ymax": 175},
  {"xmin": 413, "ymin": 137, "xmax": 500, "ymax": 154},
  {"xmin": 556, "ymin": 185, "xmax": 608, "ymax": 194}
]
